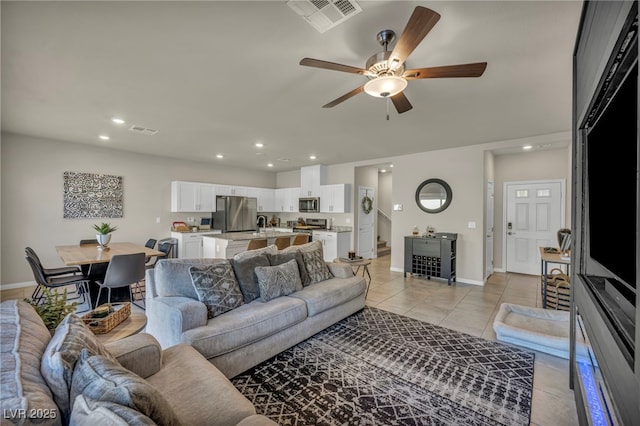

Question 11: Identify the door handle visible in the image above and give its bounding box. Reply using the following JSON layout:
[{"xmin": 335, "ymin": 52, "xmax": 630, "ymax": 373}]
[{"xmin": 507, "ymin": 231, "xmax": 516, "ymax": 235}]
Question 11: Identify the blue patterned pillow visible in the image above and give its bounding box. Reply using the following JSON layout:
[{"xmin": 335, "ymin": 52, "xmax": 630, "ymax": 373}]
[
  {"xmin": 41, "ymin": 313, "xmax": 118, "ymax": 424},
  {"xmin": 189, "ymin": 263, "xmax": 244, "ymax": 318},
  {"xmin": 254, "ymin": 259, "xmax": 303, "ymax": 302},
  {"xmin": 71, "ymin": 349, "xmax": 180, "ymax": 425}
]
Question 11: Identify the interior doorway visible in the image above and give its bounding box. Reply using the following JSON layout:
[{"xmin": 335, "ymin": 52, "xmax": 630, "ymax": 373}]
[
  {"xmin": 504, "ymin": 180, "xmax": 565, "ymax": 275},
  {"xmin": 485, "ymin": 181, "xmax": 494, "ymax": 279},
  {"xmin": 358, "ymin": 186, "xmax": 375, "ymax": 259}
]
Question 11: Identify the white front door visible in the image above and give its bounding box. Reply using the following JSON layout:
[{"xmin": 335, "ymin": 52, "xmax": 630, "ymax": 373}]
[
  {"xmin": 485, "ymin": 181, "xmax": 494, "ymax": 279},
  {"xmin": 505, "ymin": 180, "xmax": 564, "ymax": 275},
  {"xmin": 358, "ymin": 186, "xmax": 375, "ymax": 259}
]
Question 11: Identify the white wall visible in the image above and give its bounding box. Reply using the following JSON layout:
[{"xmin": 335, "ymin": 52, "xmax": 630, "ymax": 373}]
[
  {"xmin": 1, "ymin": 132, "xmax": 276, "ymax": 286},
  {"xmin": 390, "ymin": 146, "xmax": 486, "ymax": 284}
]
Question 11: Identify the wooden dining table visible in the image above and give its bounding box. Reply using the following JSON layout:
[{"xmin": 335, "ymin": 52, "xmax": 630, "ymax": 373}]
[
  {"xmin": 55, "ymin": 242, "xmax": 166, "ymax": 306},
  {"xmin": 56, "ymin": 242, "xmax": 165, "ymax": 266}
]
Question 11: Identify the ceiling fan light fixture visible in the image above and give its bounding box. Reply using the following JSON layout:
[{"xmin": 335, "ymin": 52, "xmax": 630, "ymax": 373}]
[{"xmin": 364, "ymin": 75, "xmax": 407, "ymax": 98}]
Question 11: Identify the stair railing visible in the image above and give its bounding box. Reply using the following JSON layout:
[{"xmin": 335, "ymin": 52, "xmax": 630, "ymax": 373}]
[{"xmin": 377, "ymin": 208, "xmax": 391, "ymax": 222}]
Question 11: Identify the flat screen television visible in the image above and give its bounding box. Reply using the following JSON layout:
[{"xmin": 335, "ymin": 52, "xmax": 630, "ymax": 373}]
[{"xmin": 585, "ymin": 61, "xmax": 638, "ymax": 325}]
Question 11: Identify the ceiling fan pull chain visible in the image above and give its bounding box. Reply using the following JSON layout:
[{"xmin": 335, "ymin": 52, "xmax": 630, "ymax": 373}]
[{"xmin": 386, "ymin": 98, "xmax": 390, "ymax": 121}]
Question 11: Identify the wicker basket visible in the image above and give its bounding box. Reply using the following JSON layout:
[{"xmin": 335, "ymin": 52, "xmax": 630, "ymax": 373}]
[
  {"xmin": 82, "ymin": 302, "xmax": 131, "ymax": 334},
  {"xmin": 542, "ymin": 268, "xmax": 571, "ymax": 311}
]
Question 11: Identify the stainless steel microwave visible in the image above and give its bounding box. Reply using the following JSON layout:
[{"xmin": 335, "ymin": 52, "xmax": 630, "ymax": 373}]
[{"xmin": 299, "ymin": 197, "xmax": 320, "ymax": 213}]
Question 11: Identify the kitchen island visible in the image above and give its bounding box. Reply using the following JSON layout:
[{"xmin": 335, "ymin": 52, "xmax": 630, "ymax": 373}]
[{"xmin": 202, "ymin": 231, "xmax": 308, "ymax": 259}]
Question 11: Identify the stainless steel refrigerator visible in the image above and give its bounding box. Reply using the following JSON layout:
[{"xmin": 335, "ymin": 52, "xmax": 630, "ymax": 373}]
[{"xmin": 212, "ymin": 196, "xmax": 257, "ymax": 232}]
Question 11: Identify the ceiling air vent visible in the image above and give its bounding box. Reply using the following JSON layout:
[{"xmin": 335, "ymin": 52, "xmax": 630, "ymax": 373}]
[
  {"xmin": 128, "ymin": 125, "xmax": 158, "ymax": 136},
  {"xmin": 287, "ymin": 0, "xmax": 362, "ymax": 33}
]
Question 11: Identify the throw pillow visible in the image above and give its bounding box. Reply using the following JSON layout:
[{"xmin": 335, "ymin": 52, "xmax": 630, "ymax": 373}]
[
  {"xmin": 71, "ymin": 349, "xmax": 180, "ymax": 426},
  {"xmin": 70, "ymin": 394, "xmax": 156, "ymax": 426},
  {"xmin": 254, "ymin": 259, "xmax": 303, "ymax": 302},
  {"xmin": 189, "ymin": 263, "xmax": 244, "ymax": 319},
  {"xmin": 41, "ymin": 313, "xmax": 118, "ymax": 424},
  {"xmin": 232, "ymin": 244, "xmax": 277, "ymax": 261},
  {"xmin": 229, "ymin": 254, "xmax": 270, "ymax": 303},
  {"xmin": 267, "ymin": 251, "xmax": 311, "ymax": 286},
  {"xmin": 297, "ymin": 240, "xmax": 334, "ymax": 284}
]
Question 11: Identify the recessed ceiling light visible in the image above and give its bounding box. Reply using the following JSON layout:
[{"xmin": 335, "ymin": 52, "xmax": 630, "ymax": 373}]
[
  {"xmin": 389, "ymin": 164, "xmax": 394, "ymax": 168},
  {"xmin": 523, "ymin": 145, "xmax": 533, "ymax": 150},
  {"xmin": 99, "ymin": 135, "xmax": 110, "ymax": 140},
  {"xmin": 216, "ymin": 154, "xmax": 224, "ymax": 159},
  {"xmin": 267, "ymin": 163, "xmax": 274, "ymax": 168},
  {"xmin": 309, "ymin": 155, "xmax": 316, "ymax": 160},
  {"xmin": 255, "ymin": 142, "xmax": 264, "ymax": 148},
  {"xmin": 380, "ymin": 169, "xmax": 387, "ymax": 173},
  {"xmin": 111, "ymin": 117, "xmax": 125, "ymax": 124}
]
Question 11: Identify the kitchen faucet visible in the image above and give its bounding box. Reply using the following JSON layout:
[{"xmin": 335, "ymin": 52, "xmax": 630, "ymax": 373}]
[{"xmin": 257, "ymin": 216, "xmax": 267, "ymax": 231}]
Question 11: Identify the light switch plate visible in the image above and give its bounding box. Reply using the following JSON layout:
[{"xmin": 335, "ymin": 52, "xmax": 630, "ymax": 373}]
[
  {"xmin": 393, "ymin": 204, "xmax": 403, "ymax": 211},
  {"xmin": 468, "ymin": 221, "xmax": 476, "ymax": 229}
]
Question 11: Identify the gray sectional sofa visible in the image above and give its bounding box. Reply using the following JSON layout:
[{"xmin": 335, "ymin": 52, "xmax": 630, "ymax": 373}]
[
  {"xmin": 0, "ymin": 299, "xmax": 277, "ymax": 426},
  {"xmin": 145, "ymin": 241, "xmax": 367, "ymax": 378}
]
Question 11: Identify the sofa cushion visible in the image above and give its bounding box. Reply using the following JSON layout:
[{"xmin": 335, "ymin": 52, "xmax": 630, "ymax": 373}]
[
  {"xmin": 288, "ymin": 275, "xmax": 366, "ymax": 317},
  {"xmin": 154, "ymin": 258, "xmax": 227, "ymax": 299},
  {"xmin": 182, "ymin": 296, "xmax": 307, "ymax": 359},
  {"xmin": 255, "ymin": 259, "xmax": 303, "ymax": 302},
  {"xmin": 267, "ymin": 251, "xmax": 310, "ymax": 286},
  {"xmin": 146, "ymin": 344, "xmax": 258, "ymax": 425},
  {"xmin": 70, "ymin": 349, "xmax": 180, "ymax": 426},
  {"xmin": 0, "ymin": 300, "xmax": 60, "ymax": 426},
  {"xmin": 70, "ymin": 394, "xmax": 156, "ymax": 426},
  {"xmin": 41, "ymin": 313, "xmax": 118, "ymax": 424},
  {"xmin": 233, "ymin": 244, "xmax": 277, "ymax": 261},
  {"xmin": 190, "ymin": 263, "xmax": 244, "ymax": 318},
  {"xmin": 230, "ymin": 254, "xmax": 270, "ymax": 303},
  {"xmin": 291, "ymin": 241, "xmax": 333, "ymax": 284}
]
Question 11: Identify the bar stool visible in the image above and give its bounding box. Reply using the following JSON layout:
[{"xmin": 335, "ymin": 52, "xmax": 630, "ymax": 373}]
[
  {"xmin": 274, "ymin": 237, "xmax": 291, "ymax": 251},
  {"xmin": 247, "ymin": 239, "xmax": 268, "ymax": 251},
  {"xmin": 292, "ymin": 234, "xmax": 309, "ymax": 245}
]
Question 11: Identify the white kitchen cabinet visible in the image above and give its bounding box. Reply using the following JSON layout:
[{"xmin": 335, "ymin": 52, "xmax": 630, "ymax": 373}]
[
  {"xmin": 275, "ymin": 187, "xmax": 300, "ymax": 213},
  {"xmin": 320, "ymin": 184, "xmax": 351, "ymax": 213},
  {"xmin": 171, "ymin": 181, "xmax": 216, "ymax": 212},
  {"xmin": 245, "ymin": 187, "xmax": 275, "ymax": 212},
  {"xmin": 312, "ymin": 230, "xmax": 351, "ymax": 262},
  {"xmin": 171, "ymin": 230, "xmax": 220, "ymax": 258},
  {"xmin": 300, "ymin": 165, "xmax": 327, "ymax": 197},
  {"xmin": 214, "ymin": 185, "xmax": 246, "ymax": 197}
]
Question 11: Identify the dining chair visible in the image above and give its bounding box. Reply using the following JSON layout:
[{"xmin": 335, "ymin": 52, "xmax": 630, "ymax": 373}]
[
  {"xmin": 144, "ymin": 238, "xmax": 158, "ymax": 263},
  {"xmin": 79, "ymin": 239, "xmax": 99, "ymax": 245},
  {"xmin": 25, "ymin": 255, "xmax": 90, "ymax": 310},
  {"xmin": 94, "ymin": 252, "xmax": 146, "ymax": 309},
  {"xmin": 247, "ymin": 238, "xmax": 268, "ymax": 251},
  {"xmin": 25, "ymin": 247, "xmax": 82, "ymax": 278},
  {"xmin": 274, "ymin": 237, "xmax": 291, "ymax": 251},
  {"xmin": 145, "ymin": 242, "xmax": 172, "ymax": 270},
  {"xmin": 292, "ymin": 234, "xmax": 310, "ymax": 245}
]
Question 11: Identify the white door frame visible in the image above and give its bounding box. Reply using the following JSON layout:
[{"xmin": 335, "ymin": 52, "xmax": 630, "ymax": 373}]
[
  {"xmin": 485, "ymin": 181, "xmax": 494, "ymax": 279},
  {"xmin": 358, "ymin": 186, "xmax": 375, "ymax": 259},
  {"xmin": 502, "ymin": 179, "xmax": 566, "ymax": 275}
]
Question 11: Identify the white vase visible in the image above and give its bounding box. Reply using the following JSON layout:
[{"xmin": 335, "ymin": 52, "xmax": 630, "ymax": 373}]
[{"xmin": 96, "ymin": 234, "xmax": 112, "ymax": 247}]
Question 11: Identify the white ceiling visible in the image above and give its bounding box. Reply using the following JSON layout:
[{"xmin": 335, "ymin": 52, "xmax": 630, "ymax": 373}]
[{"xmin": 1, "ymin": 1, "xmax": 583, "ymax": 172}]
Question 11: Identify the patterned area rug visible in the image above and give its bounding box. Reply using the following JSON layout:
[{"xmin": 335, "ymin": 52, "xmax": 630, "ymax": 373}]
[{"xmin": 232, "ymin": 307, "xmax": 535, "ymax": 425}]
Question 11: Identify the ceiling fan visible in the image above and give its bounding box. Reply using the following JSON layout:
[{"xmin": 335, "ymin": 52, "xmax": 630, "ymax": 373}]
[{"xmin": 299, "ymin": 6, "xmax": 487, "ymax": 114}]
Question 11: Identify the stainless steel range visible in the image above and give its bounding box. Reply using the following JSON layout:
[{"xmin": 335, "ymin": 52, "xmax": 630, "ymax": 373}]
[{"xmin": 292, "ymin": 218, "xmax": 327, "ymax": 241}]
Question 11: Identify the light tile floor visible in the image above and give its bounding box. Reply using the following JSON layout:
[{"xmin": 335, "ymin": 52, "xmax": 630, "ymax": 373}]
[
  {"xmin": 2, "ymin": 256, "xmax": 578, "ymax": 425},
  {"xmin": 364, "ymin": 255, "xmax": 579, "ymax": 426}
]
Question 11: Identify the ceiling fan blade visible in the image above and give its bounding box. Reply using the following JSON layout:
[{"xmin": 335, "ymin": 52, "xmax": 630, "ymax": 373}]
[
  {"xmin": 390, "ymin": 92, "xmax": 413, "ymax": 114},
  {"xmin": 300, "ymin": 58, "xmax": 369, "ymax": 75},
  {"xmin": 388, "ymin": 7, "xmax": 441, "ymax": 68},
  {"xmin": 322, "ymin": 85, "xmax": 365, "ymax": 108},
  {"xmin": 404, "ymin": 62, "xmax": 488, "ymax": 79}
]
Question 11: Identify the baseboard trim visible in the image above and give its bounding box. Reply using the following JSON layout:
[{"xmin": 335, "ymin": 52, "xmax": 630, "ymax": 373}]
[
  {"xmin": 1, "ymin": 281, "xmax": 36, "ymax": 291},
  {"xmin": 390, "ymin": 267, "xmax": 484, "ymax": 286}
]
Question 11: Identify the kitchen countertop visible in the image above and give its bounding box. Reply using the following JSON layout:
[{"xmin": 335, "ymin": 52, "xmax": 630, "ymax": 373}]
[
  {"xmin": 313, "ymin": 227, "xmax": 352, "ymax": 233},
  {"xmin": 203, "ymin": 231, "xmax": 304, "ymax": 241}
]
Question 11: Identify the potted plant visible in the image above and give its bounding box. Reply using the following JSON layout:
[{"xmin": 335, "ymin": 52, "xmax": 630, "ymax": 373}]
[
  {"xmin": 93, "ymin": 222, "xmax": 118, "ymax": 248},
  {"xmin": 25, "ymin": 288, "xmax": 78, "ymax": 333}
]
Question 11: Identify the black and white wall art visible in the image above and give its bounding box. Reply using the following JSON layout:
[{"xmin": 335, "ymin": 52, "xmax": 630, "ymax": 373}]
[{"xmin": 63, "ymin": 171, "xmax": 123, "ymax": 218}]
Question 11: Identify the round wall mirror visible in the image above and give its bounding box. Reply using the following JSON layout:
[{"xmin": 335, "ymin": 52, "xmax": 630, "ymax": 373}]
[{"xmin": 415, "ymin": 178, "xmax": 452, "ymax": 213}]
